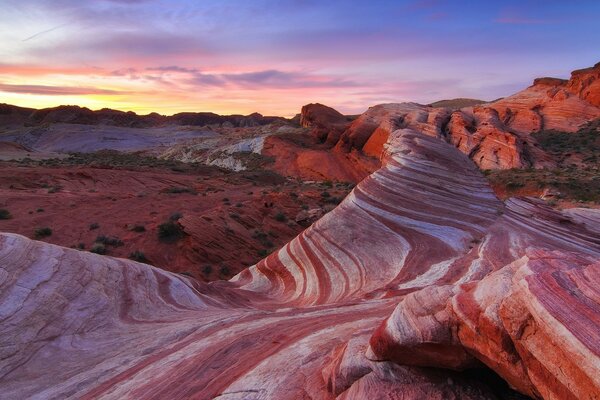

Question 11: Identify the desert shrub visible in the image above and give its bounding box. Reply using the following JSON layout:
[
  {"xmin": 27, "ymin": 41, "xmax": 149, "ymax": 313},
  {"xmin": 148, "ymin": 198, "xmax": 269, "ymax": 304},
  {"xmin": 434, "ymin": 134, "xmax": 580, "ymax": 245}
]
[
  {"xmin": 257, "ymin": 249, "xmax": 269, "ymax": 257},
  {"xmin": 235, "ymin": 202, "xmax": 243, "ymax": 207},
  {"xmin": 321, "ymin": 191, "xmax": 331, "ymax": 198},
  {"xmin": 274, "ymin": 212, "xmax": 287, "ymax": 222},
  {"xmin": 158, "ymin": 221, "xmax": 184, "ymax": 242},
  {"xmin": 301, "ymin": 204, "xmax": 309, "ymax": 210},
  {"xmin": 129, "ymin": 224, "xmax": 146, "ymax": 232},
  {"xmin": 506, "ymin": 181, "xmax": 525, "ymax": 190},
  {"xmin": 77, "ymin": 242, "xmax": 85, "ymax": 249},
  {"xmin": 165, "ymin": 187, "xmax": 196, "ymax": 194},
  {"xmin": 36, "ymin": 208, "xmax": 44, "ymax": 212},
  {"xmin": 90, "ymin": 243, "xmax": 106, "ymax": 254},
  {"xmin": 0, "ymin": 209, "xmax": 11, "ymax": 220},
  {"xmin": 95, "ymin": 235, "xmax": 124, "ymax": 247},
  {"xmin": 325, "ymin": 196, "xmax": 343, "ymax": 205},
  {"xmin": 202, "ymin": 265, "xmax": 213, "ymax": 275},
  {"xmin": 219, "ymin": 265, "xmax": 230, "ymax": 276},
  {"xmin": 34, "ymin": 227, "xmax": 52, "ymax": 238},
  {"xmin": 129, "ymin": 251, "xmax": 148, "ymax": 263},
  {"xmin": 169, "ymin": 212, "xmax": 183, "ymax": 221},
  {"xmin": 89, "ymin": 222, "xmax": 100, "ymax": 230}
]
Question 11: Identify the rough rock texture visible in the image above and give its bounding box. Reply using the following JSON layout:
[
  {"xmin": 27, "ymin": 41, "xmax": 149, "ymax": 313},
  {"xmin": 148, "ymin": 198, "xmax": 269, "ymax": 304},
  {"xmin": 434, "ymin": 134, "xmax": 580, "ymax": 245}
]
[
  {"xmin": 1, "ymin": 109, "xmax": 599, "ymax": 397},
  {"xmin": 335, "ymin": 103, "xmax": 451, "ymax": 159},
  {"xmin": 369, "ymin": 196, "xmax": 600, "ymax": 399},
  {"xmin": 442, "ymin": 62, "xmax": 600, "ymax": 169},
  {"xmin": 299, "ymin": 103, "xmax": 352, "ymax": 144},
  {"xmin": 323, "ymin": 62, "xmax": 600, "ymax": 170},
  {"xmin": 370, "ymin": 249, "xmax": 600, "ymax": 400}
]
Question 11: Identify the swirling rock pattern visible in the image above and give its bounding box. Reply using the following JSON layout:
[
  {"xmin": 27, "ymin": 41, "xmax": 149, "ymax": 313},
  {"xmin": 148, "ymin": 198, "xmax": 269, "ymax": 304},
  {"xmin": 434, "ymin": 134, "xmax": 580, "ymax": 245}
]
[{"xmin": 1, "ymin": 126, "xmax": 599, "ymax": 399}]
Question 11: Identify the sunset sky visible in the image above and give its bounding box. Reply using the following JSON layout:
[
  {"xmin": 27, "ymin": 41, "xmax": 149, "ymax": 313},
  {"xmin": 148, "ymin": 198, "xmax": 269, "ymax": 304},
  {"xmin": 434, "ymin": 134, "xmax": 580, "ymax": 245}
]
[{"xmin": 1, "ymin": 0, "xmax": 599, "ymax": 116}]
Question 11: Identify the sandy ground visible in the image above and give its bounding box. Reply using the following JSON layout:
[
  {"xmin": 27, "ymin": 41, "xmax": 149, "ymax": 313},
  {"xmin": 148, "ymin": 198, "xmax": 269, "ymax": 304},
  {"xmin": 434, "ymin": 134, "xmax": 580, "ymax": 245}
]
[{"xmin": 0, "ymin": 160, "xmax": 352, "ymax": 280}]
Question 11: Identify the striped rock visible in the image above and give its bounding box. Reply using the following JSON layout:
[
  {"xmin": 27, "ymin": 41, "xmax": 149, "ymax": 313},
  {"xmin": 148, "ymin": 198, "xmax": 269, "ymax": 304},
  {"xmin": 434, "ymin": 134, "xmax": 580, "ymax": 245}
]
[{"xmin": 0, "ymin": 126, "xmax": 599, "ymax": 399}]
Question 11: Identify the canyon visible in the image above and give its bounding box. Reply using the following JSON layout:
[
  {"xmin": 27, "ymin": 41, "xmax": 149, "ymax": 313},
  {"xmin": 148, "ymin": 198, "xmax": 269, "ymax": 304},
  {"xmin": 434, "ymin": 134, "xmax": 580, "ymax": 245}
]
[{"xmin": 0, "ymin": 62, "xmax": 599, "ymax": 399}]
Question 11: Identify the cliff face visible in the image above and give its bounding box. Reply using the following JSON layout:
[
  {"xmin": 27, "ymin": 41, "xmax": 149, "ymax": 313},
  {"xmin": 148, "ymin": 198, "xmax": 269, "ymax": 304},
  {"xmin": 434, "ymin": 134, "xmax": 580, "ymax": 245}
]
[
  {"xmin": 309, "ymin": 62, "xmax": 600, "ymax": 170},
  {"xmin": 443, "ymin": 62, "xmax": 600, "ymax": 169}
]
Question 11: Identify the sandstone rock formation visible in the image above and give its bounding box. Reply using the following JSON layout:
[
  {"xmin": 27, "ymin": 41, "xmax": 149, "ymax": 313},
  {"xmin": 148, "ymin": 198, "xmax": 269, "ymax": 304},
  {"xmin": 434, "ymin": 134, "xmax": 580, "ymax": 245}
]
[
  {"xmin": 1, "ymin": 119, "xmax": 598, "ymax": 399},
  {"xmin": 442, "ymin": 62, "xmax": 600, "ymax": 169},
  {"xmin": 317, "ymin": 62, "xmax": 600, "ymax": 170},
  {"xmin": 1, "ymin": 63, "xmax": 600, "ymax": 399},
  {"xmin": 299, "ymin": 103, "xmax": 352, "ymax": 144}
]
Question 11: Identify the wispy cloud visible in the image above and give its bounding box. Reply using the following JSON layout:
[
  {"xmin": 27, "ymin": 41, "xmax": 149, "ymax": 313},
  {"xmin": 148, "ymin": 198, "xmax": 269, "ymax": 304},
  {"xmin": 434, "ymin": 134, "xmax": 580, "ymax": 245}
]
[{"xmin": 0, "ymin": 83, "xmax": 130, "ymax": 96}]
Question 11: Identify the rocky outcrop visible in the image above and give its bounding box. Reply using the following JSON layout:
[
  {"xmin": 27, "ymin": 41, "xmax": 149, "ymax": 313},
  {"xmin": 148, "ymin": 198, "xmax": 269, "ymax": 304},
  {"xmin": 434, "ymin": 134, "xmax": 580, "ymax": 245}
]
[
  {"xmin": 299, "ymin": 103, "xmax": 352, "ymax": 144},
  {"xmin": 441, "ymin": 62, "xmax": 600, "ymax": 169},
  {"xmin": 2, "ymin": 116, "xmax": 599, "ymax": 399},
  {"xmin": 333, "ymin": 103, "xmax": 451, "ymax": 159},
  {"xmin": 369, "ymin": 249, "xmax": 600, "ymax": 400},
  {"xmin": 1, "ymin": 65, "xmax": 600, "ymax": 399},
  {"xmin": 566, "ymin": 62, "xmax": 600, "ymax": 107}
]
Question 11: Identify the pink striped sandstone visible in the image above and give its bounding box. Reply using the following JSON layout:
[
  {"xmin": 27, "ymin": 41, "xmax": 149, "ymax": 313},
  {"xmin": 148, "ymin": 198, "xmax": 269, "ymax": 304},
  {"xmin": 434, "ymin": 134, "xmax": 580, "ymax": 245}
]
[{"xmin": 0, "ymin": 114, "xmax": 599, "ymax": 398}]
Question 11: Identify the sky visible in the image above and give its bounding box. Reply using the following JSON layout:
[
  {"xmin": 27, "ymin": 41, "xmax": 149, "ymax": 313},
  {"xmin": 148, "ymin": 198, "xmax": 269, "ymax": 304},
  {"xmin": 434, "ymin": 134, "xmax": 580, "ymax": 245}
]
[{"xmin": 0, "ymin": 0, "xmax": 599, "ymax": 117}]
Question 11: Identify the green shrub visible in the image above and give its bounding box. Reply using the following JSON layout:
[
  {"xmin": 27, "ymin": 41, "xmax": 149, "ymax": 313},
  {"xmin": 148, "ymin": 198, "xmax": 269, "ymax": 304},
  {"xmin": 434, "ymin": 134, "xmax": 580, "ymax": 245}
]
[
  {"xmin": 34, "ymin": 227, "xmax": 52, "ymax": 238},
  {"xmin": 219, "ymin": 265, "xmax": 230, "ymax": 276},
  {"xmin": 0, "ymin": 209, "xmax": 11, "ymax": 220},
  {"xmin": 129, "ymin": 251, "xmax": 148, "ymax": 263},
  {"xmin": 95, "ymin": 235, "xmax": 124, "ymax": 247},
  {"xmin": 158, "ymin": 221, "xmax": 184, "ymax": 242},
  {"xmin": 89, "ymin": 222, "xmax": 100, "ymax": 230},
  {"xmin": 129, "ymin": 224, "xmax": 146, "ymax": 232},
  {"xmin": 257, "ymin": 249, "xmax": 269, "ymax": 257},
  {"xmin": 165, "ymin": 187, "xmax": 196, "ymax": 194},
  {"xmin": 274, "ymin": 212, "xmax": 287, "ymax": 222},
  {"xmin": 90, "ymin": 243, "xmax": 106, "ymax": 255}
]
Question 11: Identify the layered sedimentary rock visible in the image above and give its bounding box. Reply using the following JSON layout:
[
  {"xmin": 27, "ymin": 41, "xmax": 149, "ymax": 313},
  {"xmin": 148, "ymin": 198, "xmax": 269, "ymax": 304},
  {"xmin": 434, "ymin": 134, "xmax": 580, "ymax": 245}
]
[
  {"xmin": 323, "ymin": 62, "xmax": 600, "ymax": 170},
  {"xmin": 299, "ymin": 103, "xmax": 352, "ymax": 144},
  {"xmin": 1, "ymin": 122, "xmax": 599, "ymax": 398},
  {"xmin": 369, "ymin": 249, "xmax": 600, "ymax": 400},
  {"xmin": 442, "ymin": 62, "xmax": 600, "ymax": 169}
]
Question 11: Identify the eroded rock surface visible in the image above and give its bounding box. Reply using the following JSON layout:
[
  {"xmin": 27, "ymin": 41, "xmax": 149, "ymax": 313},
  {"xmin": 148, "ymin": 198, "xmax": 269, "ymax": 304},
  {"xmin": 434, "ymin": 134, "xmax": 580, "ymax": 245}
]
[{"xmin": 1, "ymin": 67, "xmax": 600, "ymax": 398}]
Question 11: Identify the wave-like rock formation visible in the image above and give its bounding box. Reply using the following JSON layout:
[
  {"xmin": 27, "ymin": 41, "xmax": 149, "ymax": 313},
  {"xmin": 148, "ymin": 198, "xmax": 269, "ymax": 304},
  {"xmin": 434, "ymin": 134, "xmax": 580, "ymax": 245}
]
[{"xmin": 1, "ymin": 119, "xmax": 599, "ymax": 396}]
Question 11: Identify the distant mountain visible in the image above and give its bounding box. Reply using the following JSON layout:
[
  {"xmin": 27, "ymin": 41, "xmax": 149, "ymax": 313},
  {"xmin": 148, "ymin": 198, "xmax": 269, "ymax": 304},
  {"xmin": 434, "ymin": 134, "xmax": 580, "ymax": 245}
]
[
  {"xmin": 0, "ymin": 103, "xmax": 288, "ymax": 128},
  {"xmin": 428, "ymin": 98, "xmax": 490, "ymax": 109}
]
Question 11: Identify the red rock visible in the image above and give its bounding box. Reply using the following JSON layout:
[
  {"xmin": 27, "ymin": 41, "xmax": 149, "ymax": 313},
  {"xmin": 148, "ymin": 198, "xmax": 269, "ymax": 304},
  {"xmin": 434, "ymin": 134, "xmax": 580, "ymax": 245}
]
[
  {"xmin": 299, "ymin": 103, "xmax": 352, "ymax": 144},
  {"xmin": 1, "ymin": 64, "xmax": 600, "ymax": 399}
]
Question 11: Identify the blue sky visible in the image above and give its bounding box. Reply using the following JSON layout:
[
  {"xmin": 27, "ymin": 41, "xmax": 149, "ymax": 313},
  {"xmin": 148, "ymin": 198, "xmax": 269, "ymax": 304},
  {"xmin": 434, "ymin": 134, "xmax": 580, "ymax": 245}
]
[{"xmin": 0, "ymin": 0, "xmax": 598, "ymax": 115}]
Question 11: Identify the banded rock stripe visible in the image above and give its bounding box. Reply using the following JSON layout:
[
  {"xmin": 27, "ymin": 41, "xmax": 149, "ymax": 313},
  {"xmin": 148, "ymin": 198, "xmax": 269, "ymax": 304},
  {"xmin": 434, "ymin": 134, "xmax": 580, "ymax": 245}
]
[{"xmin": 0, "ymin": 126, "xmax": 598, "ymax": 399}]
